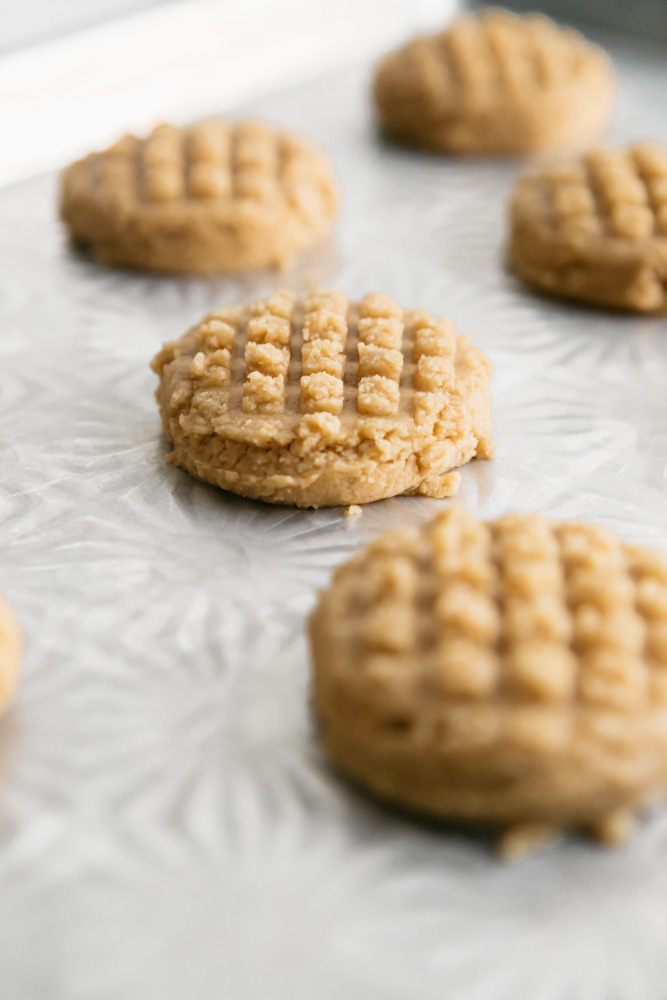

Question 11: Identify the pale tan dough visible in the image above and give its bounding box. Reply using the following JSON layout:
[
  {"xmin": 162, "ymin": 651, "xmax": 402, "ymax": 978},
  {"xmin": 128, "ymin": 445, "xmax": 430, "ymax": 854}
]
[
  {"xmin": 60, "ymin": 118, "xmax": 339, "ymax": 274},
  {"xmin": 511, "ymin": 142, "xmax": 667, "ymax": 311},
  {"xmin": 151, "ymin": 290, "xmax": 494, "ymax": 508},
  {"xmin": 310, "ymin": 505, "xmax": 667, "ymax": 853},
  {"xmin": 373, "ymin": 9, "xmax": 615, "ymax": 155},
  {"xmin": 0, "ymin": 591, "xmax": 21, "ymax": 711}
]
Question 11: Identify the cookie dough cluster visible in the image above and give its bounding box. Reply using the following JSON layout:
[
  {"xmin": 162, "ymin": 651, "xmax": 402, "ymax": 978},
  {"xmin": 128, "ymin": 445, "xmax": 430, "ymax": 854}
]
[
  {"xmin": 372, "ymin": 7, "xmax": 667, "ymax": 314},
  {"xmin": 37, "ymin": 7, "xmax": 667, "ymax": 856}
]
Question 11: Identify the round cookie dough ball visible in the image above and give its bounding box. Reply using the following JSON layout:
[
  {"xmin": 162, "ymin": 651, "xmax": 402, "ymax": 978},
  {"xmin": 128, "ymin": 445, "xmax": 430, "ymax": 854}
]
[
  {"xmin": 511, "ymin": 142, "xmax": 667, "ymax": 312},
  {"xmin": 310, "ymin": 505, "xmax": 667, "ymax": 855},
  {"xmin": 60, "ymin": 118, "xmax": 339, "ymax": 274},
  {"xmin": 0, "ymin": 591, "xmax": 21, "ymax": 712},
  {"xmin": 373, "ymin": 9, "xmax": 615, "ymax": 155},
  {"xmin": 151, "ymin": 290, "xmax": 494, "ymax": 508}
]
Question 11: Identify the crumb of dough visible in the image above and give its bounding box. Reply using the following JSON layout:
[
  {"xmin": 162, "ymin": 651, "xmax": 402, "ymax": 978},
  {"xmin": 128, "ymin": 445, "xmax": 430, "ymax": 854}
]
[
  {"xmin": 417, "ymin": 471, "xmax": 461, "ymax": 499},
  {"xmin": 344, "ymin": 505, "xmax": 362, "ymax": 518},
  {"xmin": 589, "ymin": 808, "xmax": 637, "ymax": 847},
  {"xmin": 497, "ymin": 823, "xmax": 559, "ymax": 862}
]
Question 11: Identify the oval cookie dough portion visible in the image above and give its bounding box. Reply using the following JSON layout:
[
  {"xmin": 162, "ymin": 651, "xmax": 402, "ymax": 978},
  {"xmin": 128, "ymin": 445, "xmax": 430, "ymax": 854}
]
[
  {"xmin": 151, "ymin": 291, "xmax": 494, "ymax": 507},
  {"xmin": 511, "ymin": 142, "xmax": 667, "ymax": 311},
  {"xmin": 60, "ymin": 118, "xmax": 339, "ymax": 275},
  {"xmin": 310, "ymin": 505, "xmax": 667, "ymax": 852},
  {"xmin": 373, "ymin": 9, "xmax": 615, "ymax": 154},
  {"xmin": 0, "ymin": 591, "xmax": 21, "ymax": 710}
]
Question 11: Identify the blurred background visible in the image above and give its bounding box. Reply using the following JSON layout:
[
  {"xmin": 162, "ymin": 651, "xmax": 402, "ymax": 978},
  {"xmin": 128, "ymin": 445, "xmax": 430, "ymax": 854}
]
[
  {"xmin": 0, "ymin": 0, "xmax": 453, "ymax": 185},
  {"xmin": 3, "ymin": 0, "xmax": 667, "ymax": 55},
  {"xmin": 2, "ymin": 0, "xmax": 165, "ymax": 51},
  {"xmin": 2, "ymin": 0, "xmax": 667, "ymax": 187}
]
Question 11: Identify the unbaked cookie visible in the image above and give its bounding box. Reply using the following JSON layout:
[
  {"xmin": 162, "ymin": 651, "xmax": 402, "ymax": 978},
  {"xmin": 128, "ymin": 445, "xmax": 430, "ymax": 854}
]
[
  {"xmin": 373, "ymin": 9, "xmax": 615, "ymax": 154},
  {"xmin": 151, "ymin": 290, "xmax": 494, "ymax": 508},
  {"xmin": 511, "ymin": 142, "xmax": 667, "ymax": 311},
  {"xmin": 310, "ymin": 505, "xmax": 667, "ymax": 856},
  {"xmin": 0, "ymin": 591, "xmax": 21, "ymax": 712},
  {"xmin": 60, "ymin": 118, "xmax": 339, "ymax": 274}
]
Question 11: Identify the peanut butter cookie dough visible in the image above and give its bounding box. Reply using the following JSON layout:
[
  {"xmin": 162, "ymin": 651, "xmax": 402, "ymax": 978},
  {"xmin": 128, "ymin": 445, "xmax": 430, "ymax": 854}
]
[
  {"xmin": 511, "ymin": 142, "xmax": 667, "ymax": 311},
  {"xmin": 373, "ymin": 9, "xmax": 615, "ymax": 155},
  {"xmin": 310, "ymin": 505, "xmax": 667, "ymax": 856},
  {"xmin": 60, "ymin": 118, "xmax": 339, "ymax": 274},
  {"xmin": 151, "ymin": 290, "xmax": 494, "ymax": 508},
  {"xmin": 0, "ymin": 591, "xmax": 21, "ymax": 713}
]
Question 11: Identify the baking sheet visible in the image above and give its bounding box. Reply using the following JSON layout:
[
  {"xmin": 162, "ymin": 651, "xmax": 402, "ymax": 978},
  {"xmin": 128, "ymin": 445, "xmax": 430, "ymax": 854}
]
[{"xmin": 2, "ymin": 30, "xmax": 667, "ymax": 999}]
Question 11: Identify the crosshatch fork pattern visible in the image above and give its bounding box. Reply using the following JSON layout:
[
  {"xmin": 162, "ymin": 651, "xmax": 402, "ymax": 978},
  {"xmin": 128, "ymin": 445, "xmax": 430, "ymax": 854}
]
[
  {"xmin": 383, "ymin": 9, "xmax": 604, "ymax": 111},
  {"xmin": 98, "ymin": 118, "xmax": 324, "ymax": 207},
  {"xmin": 3, "ymin": 47, "xmax": 667, "ymax": 1000},
  {"xmin": 339, "ymin": 505, "xmax": 667, "ymax": 711},
  {"xmin": 547, "ymin": 143, "xmax": 667, "ymax": 242},
  {"xmin": 162, "ymin": 288, "xmax": 479, "ymax": 424}
]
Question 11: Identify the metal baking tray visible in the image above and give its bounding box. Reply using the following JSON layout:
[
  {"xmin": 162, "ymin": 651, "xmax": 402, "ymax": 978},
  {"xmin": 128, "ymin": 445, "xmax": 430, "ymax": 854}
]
[{"xmin": 2, "ymin": 28, "xmax": 667, "ymax": 999}]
